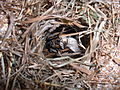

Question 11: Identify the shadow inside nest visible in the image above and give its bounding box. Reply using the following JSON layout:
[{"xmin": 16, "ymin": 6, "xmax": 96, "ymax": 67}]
[{"xmin": 43, "ymin": 19, "xmax": 90, "ymax": 58}]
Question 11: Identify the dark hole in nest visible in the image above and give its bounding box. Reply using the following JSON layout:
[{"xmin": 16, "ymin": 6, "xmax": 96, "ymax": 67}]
[{"xmin": 43, "ymin": 22, "xmax": 90, "ymax": 58}]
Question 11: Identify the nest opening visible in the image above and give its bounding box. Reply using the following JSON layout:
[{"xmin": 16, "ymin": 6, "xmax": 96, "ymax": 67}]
[{"xmin": 43, "ymin": 20, "xmax": 90, "ymax": 58}]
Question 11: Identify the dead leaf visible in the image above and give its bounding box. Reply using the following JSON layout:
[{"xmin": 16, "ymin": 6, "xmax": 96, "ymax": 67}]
[
  {"xmin": 70, "ymin": 63, "xmax": 91, "ymax": 75},
  {"xmin": 60, "ymin": 36, "xmax": 80, "ymax": 53},
  {"xmin": 113, "ymin": 58, "xmax": 120, "ymax": 65}
]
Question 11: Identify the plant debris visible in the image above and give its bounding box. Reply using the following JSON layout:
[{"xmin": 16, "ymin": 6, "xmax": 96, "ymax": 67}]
[{"xmin": 0, "ymin": 0, "xmax": 120, "ymax": 90}]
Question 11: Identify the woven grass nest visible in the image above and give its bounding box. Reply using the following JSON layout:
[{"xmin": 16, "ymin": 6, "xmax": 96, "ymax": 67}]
[{"xmin": 0, "ymin": 0, "xmax": 120, "ymax": 90}]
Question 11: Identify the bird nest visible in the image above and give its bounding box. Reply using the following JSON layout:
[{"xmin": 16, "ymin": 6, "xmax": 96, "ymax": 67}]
[{"xmin": 0, "ymin": 0, "xmax": 120, "ymax": 90}]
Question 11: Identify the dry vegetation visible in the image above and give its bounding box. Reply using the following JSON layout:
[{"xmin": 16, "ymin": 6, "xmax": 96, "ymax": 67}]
[{"xmin": 0, "ymin": 0, "xmax": 120, "ymax": 90}]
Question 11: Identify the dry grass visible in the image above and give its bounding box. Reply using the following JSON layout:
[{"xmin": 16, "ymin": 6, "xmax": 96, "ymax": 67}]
[{"xmin": 0, "ymin": 0, "xmax": 120, "ymax": 90}]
